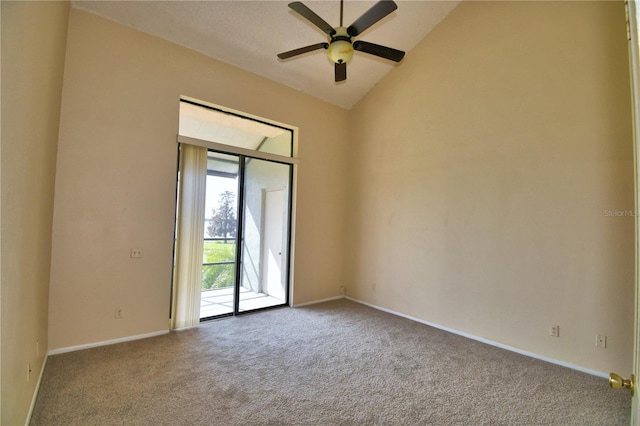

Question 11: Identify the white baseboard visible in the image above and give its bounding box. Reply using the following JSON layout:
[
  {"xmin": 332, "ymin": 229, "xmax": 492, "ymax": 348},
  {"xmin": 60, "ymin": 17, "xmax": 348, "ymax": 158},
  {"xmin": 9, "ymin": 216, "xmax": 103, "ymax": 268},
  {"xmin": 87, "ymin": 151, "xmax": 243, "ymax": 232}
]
[
  {"xmin": 48, "ymin": 330, "xmax": 169, "ymax": 356},
  {"xmin": 46, "ymin": 298, "xmax": 608, "ymax": 379},
  {"xmin": 291, "ymin": 295, "xmax": 344, "ymax": 308},
  {"xmin": 25, "ymin": 354, "xmax": 48, "ymax": 426},
  {"xmin": 345, "ymin": 296, "xmax": 608, "ymax": 379}
]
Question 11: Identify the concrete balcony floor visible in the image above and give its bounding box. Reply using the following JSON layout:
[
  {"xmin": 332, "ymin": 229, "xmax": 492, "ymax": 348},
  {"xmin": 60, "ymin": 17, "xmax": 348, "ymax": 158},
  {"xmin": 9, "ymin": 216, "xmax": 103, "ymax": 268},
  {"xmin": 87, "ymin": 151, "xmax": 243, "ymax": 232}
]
[{"xmin": 200, "ymin": 286, "xmax": 284, "ymax": 319}]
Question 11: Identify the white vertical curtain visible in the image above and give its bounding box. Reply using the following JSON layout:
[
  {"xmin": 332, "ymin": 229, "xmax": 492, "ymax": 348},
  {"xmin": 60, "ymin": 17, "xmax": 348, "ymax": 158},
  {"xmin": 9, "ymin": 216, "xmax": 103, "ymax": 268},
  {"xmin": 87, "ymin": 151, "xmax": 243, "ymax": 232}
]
[{"xmin": 171, "ymin": 144, "xmax": 208, "ymax": 329}]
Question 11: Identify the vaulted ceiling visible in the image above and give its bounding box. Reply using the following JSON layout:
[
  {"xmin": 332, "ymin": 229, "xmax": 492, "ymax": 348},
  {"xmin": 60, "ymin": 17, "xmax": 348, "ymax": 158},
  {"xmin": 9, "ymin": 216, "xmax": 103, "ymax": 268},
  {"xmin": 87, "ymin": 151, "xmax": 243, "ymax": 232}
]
[{"xmin": 71, "ymin": 1, "xmax": 459, "ymax": 109}]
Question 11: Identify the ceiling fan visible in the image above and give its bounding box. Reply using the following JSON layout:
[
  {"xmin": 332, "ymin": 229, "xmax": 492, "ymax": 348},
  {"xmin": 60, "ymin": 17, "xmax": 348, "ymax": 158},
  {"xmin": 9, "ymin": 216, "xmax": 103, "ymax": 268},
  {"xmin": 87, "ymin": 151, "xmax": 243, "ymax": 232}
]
[{"xmin": 277, "ymin": 0, "xmax": 405, "ymax": 82}]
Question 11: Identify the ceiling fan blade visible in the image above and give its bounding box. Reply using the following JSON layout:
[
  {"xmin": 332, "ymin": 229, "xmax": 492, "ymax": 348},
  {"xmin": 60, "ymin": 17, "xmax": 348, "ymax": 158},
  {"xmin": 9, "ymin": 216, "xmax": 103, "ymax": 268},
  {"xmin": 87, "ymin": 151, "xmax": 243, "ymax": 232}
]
[
  {"xmin": 277, "ymin": 43, "xmax": 328, "ymax": 60},
  {"xmin": 335, "ymin": 62, "xmax": 347, "ymax": 82},
  {"xmin": 347, "ymin": 0, "xmax": 397, "ymax": 37},
  {"xmin": 289, "ymin": 2, "xmax": 336, "ymax": 36},
  {"xmin": 353, "ymin": 40, "xmax": 405, "ymax": 62}
]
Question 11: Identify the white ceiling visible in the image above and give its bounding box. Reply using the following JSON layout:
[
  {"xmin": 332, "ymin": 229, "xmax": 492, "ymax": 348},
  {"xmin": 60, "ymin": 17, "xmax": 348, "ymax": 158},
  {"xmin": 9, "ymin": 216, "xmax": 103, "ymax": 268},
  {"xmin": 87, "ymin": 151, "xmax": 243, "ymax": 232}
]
[{"xmin": 71, "ymin": 0, "xmax": 459, "ymax": 110}]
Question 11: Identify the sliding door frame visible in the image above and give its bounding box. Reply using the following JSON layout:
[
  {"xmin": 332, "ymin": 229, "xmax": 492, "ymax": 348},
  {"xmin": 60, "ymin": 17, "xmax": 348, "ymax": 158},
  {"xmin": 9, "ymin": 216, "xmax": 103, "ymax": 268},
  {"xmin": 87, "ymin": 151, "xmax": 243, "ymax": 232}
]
[
  {"xmin": 232, "ymin": 152, "xmax": 295, "ymax": 316},
  {"xmin": 178, "ymin": 135, "xmax": 299, "ymax": 166},
  {"xmin": 177, "ymin": 134, "xmax": 298, "ymax": 320},
  {"xmin": 233, "ymin": 153, "xmax": 246, "ymax": 315}
]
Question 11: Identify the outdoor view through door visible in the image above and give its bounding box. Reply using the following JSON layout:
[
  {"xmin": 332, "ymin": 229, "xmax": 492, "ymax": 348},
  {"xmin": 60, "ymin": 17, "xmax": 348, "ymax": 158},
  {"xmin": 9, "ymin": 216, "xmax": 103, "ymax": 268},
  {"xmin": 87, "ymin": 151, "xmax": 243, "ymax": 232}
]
[
  {"xmin": 174, "ymin": 100, "xmax": 296, "ymax": 323},
  {"xmin": 200, "ymin": 153, "xmax": 292, "ymax": 318}
]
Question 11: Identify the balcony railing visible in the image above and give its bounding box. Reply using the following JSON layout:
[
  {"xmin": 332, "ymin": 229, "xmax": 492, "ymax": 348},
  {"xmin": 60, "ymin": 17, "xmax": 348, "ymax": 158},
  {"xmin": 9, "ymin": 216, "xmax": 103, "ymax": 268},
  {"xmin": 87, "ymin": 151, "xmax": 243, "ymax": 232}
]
[{"xmin": 202, "ymin": 237, "xmax": 236, "ymax": 290}]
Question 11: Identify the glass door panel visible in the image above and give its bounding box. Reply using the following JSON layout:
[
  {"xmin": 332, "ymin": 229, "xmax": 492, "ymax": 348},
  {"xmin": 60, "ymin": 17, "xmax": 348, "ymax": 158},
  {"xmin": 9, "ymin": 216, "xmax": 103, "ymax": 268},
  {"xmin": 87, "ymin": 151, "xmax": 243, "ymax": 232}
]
[
  {"xmin": 200, "ymin": 152, "xmax": 239, "ymax": 319},
  {"xmin": 238, "ymin": 158, "xmax": 291, "ymax": 312}
]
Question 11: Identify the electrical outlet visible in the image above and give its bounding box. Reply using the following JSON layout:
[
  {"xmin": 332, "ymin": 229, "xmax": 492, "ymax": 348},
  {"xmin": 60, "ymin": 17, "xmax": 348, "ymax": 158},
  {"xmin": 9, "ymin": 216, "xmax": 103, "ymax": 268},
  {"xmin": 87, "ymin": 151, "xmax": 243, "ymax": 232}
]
[
  {"xmin": 549, "ymin": 325, "xmax": 559, "ymax": 338},
  {"xmin": 130, "ymin": 247, "xmax": 143, "ymax": 258},
  {"xmin": 596, "ymin": 334, "xmax": 607, "ymax": 348},
  {"xmin": 371, "ymin": 282, "xmax": 377, "ymax": 290},
  {"xmin": 340, "ymin": 286, "xmax": 346, "ymax": 295},
  {"xmin": 115, "ymin": 307, "xmax": 124, "ymax": 319}
]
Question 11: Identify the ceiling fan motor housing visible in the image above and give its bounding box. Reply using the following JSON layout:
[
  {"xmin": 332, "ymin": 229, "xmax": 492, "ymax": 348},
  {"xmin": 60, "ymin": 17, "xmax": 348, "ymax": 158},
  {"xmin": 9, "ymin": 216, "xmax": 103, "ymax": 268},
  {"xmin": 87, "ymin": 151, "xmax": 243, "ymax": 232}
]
[{"xmin": 327, "ymin": 27, "xmax": 354, "ymax": 64}]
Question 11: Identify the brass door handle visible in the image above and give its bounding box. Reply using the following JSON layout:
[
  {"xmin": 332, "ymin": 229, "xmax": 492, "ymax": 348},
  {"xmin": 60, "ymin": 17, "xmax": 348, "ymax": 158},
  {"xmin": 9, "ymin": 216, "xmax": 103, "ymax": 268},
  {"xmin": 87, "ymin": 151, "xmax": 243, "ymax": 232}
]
[{"xmin": 609, "ymin": 372, "xmax": 635, "ymax": 396}]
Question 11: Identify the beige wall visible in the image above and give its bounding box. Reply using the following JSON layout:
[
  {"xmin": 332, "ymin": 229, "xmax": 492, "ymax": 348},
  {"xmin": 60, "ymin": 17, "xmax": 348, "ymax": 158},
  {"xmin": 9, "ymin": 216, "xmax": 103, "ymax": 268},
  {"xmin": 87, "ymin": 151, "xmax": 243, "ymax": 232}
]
[
  {"xmin": 1, "ymin": 1, "xmax": 70, "ymax": 424},
  {"xmin": 347, "ymin": 1, "xmax": 634, "ymax": 374},
  {"xmin": 48, "ymin": 8, "xmax": 350, "ymax": 351}
]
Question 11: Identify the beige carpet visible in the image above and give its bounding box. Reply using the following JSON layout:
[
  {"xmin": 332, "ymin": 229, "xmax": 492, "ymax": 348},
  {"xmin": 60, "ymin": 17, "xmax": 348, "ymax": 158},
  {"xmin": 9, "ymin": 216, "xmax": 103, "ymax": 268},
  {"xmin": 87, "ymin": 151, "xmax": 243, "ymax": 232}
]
[{"xmin": 31, "ymin": 299, "xmax": 630, "ymax": 425}]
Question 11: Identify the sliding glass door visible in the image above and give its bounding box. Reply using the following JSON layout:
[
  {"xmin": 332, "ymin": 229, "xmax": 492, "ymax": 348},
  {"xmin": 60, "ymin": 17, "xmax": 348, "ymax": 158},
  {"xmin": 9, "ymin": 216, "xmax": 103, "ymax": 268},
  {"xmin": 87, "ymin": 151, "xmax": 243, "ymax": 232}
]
[
  {"xmin": 238, "ymin": 158, "xmax": 291, "ymax": 312},
  {"xmin": 175, "ymin": 99, "xmax": 297, "ymax": 324},
  {"xmin": 200, "ymin": 153, "xmax": 239, "ymax": 318},
  {"xmin": 199, "ymin": 151, "xmax": 292, "ymax": 320}
]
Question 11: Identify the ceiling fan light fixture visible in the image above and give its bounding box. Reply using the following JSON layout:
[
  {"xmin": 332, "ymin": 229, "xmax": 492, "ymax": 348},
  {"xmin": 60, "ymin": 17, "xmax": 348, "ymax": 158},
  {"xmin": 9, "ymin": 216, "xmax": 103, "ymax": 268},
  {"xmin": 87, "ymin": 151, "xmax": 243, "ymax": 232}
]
[
  {"xmin": 327, "ymin": 39, "xmax": 354, "ymax": 64},
  {"xmin": 327, "ymin": 27, "xmax": 354, "ymax": 64}
]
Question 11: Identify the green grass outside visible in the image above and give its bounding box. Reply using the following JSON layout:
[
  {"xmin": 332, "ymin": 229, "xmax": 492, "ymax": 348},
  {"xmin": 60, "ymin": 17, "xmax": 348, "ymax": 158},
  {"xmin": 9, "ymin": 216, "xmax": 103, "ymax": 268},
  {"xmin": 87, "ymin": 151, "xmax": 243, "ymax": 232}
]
[{"xmin": 202, "ymin": 241, "xmax": 236, "ymax": 290}]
